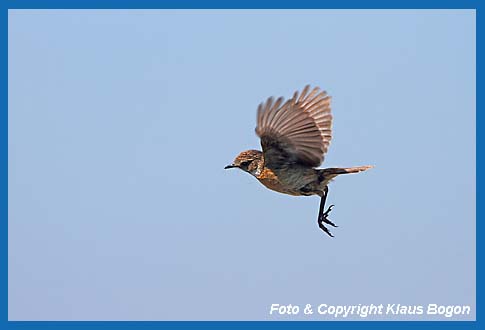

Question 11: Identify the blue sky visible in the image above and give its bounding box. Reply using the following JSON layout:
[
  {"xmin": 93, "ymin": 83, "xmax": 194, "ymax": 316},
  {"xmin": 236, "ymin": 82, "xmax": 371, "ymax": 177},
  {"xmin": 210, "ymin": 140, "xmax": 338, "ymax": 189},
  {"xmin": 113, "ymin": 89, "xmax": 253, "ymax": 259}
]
[{"xmin": 8, "ymin": 10, "xmax": 475, "ymax": 320}]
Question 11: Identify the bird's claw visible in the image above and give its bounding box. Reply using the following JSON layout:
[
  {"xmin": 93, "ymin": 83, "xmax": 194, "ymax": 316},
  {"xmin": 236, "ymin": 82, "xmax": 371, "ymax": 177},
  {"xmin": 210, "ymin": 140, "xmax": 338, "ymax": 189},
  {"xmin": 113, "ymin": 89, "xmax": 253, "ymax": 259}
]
[
  {"xmin": 317, "ymin": 204, "xmax": 338, "ymax": 237},
  {"xmin": 320, "ymin": 204, "xmax": 338, "ymax": 228},
  {"xmin": 318, "ymin": 221, "xmax": 335, "ymax": 237},
  {"xmin": 322, "ymin": 204, "xmax": 335, "ymax": 218}
]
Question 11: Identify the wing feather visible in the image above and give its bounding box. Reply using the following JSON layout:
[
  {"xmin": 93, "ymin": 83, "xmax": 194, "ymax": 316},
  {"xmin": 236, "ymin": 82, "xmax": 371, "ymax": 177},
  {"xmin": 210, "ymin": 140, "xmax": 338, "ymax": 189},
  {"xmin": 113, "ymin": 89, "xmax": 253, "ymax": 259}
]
[{"xmin": 255, "ymin": 85, "xmax": 332, "ymax": 168}]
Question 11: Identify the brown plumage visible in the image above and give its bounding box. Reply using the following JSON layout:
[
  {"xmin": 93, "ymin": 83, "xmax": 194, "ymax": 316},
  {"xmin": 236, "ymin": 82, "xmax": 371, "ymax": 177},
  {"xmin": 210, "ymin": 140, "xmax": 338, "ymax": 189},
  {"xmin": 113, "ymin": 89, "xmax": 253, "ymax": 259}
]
[{"xmin": 225, "ymin": 85, "xmax": 373, "ymax": 237}]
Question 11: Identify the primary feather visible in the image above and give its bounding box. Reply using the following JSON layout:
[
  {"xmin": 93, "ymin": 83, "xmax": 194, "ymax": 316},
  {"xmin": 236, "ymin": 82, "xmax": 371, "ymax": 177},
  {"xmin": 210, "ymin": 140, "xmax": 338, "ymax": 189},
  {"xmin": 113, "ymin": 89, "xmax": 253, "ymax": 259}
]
[{"xmin": 255, "ymin": 85, "xmax": 333, "ymax": 169}]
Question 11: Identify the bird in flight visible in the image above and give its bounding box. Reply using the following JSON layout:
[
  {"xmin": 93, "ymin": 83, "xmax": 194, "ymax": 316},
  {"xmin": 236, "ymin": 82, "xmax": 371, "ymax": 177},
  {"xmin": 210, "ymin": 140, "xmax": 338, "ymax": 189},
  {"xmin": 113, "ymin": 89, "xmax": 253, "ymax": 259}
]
[{"xmin": 225, "ymin": 85, "xmax": 372, "ymax": 237}]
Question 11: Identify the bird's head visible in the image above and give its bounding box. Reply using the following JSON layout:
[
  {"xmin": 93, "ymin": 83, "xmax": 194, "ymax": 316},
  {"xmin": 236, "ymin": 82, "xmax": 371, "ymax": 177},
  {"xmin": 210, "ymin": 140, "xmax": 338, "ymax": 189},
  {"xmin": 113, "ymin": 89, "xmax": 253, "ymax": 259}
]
[{"xmin": 225, "ymin": 150, "xmax": 263, "ymax": 176}]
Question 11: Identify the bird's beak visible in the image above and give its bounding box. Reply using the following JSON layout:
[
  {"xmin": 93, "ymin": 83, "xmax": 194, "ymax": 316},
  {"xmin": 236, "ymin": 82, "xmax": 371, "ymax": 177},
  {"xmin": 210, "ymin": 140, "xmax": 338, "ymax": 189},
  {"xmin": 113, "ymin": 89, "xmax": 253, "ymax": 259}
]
[{"xmin": 224, "ymin": 164, "xmax": 236, "ymax": 170}]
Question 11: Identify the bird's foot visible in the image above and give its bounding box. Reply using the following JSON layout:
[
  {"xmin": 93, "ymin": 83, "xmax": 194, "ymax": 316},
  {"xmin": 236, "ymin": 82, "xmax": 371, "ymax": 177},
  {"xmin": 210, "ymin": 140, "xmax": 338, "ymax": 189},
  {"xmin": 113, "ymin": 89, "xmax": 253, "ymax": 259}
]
[
  {"xmin": 317, "ymin": 204, "xmax": 337, "ymax": 237},
  {"xmin": 321, "ymin": 205, "xmax": 337, "ymax": 227}
]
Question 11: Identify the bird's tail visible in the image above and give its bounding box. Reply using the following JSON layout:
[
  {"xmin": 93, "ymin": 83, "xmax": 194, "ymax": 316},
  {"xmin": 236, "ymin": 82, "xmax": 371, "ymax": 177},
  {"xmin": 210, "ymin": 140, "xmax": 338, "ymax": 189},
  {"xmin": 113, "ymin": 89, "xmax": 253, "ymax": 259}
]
[
  {"xmin": 318, "ymin": 165, "xmax": 373, "ymax": 182},
  {"xmin": 322, "ymin": 165, "xmax": 374, "ymax": 175}
]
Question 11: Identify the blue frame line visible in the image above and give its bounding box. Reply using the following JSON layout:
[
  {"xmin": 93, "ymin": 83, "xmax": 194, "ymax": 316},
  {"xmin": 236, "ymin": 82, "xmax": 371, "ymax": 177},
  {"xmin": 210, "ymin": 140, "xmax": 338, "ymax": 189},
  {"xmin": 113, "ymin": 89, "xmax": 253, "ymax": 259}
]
[
  {"xmin": 2, "ymin": 0, "xmax": 480, "ymax": 329},
  {"xmin": 0, "ymin": 0, "xmax": 481, "ymax": 9}
]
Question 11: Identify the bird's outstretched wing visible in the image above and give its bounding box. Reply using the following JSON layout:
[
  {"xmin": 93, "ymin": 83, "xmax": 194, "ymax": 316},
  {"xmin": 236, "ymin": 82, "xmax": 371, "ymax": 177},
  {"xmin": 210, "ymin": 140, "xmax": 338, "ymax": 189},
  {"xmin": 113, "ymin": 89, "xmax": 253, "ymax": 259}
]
[{"xmin": 255, "ymin": 85, "xmax": 332, "ymax": 169}]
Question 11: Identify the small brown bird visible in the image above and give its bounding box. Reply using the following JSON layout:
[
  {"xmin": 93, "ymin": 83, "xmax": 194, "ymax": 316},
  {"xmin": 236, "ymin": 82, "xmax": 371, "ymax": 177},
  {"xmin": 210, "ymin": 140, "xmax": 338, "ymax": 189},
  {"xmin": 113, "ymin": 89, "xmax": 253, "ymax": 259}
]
[{"xmin": 225, "ymin": 85, "xmax": 372, "ymax": 237}]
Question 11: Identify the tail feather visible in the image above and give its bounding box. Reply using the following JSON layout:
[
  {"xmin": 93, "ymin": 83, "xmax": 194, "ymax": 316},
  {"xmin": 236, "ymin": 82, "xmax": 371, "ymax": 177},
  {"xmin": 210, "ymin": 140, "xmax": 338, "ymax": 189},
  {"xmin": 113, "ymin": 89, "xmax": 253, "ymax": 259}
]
[
  {"xmin": 318, "ymin": 165, "xmax": 373, "ymax": 182},
  {"xmin": 323, "ymin": 165, "xmax": 374, "ymax": 175}
]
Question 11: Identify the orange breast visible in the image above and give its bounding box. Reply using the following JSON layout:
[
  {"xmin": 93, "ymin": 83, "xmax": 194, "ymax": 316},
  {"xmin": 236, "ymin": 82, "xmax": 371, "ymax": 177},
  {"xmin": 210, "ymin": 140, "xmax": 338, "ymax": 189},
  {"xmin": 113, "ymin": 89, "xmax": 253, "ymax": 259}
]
[{"xmin": 257, "ymin": 168, "xmax": 300, "ymax": 196}]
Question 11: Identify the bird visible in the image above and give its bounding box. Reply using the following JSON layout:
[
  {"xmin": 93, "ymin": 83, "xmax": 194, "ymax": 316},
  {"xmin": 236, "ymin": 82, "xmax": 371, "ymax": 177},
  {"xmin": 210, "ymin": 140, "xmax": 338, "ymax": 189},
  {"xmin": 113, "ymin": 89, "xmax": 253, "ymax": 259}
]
[{"xmin": 224, "ymin": 85, "xmax": 373, "ymax": 237}]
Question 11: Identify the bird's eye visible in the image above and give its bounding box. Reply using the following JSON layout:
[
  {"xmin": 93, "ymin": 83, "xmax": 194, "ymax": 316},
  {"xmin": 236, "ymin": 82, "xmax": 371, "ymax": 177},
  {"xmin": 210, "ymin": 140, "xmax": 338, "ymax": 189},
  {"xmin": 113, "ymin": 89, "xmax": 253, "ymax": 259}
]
[{"xmin": 240, "ymin": 161, "xmax": 251, "ymax": 167}]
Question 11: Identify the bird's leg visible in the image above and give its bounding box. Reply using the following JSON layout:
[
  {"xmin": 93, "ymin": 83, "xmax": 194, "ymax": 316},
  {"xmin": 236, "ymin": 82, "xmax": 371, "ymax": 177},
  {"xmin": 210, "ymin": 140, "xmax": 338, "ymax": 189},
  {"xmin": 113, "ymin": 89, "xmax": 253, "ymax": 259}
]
[
  {"xmin": 317, "ymin": 186, "xmax": 337, "ymax": 237},
  {"xmin": 319, "ymin": 186, "xmax": 336, "ymax": 224}
]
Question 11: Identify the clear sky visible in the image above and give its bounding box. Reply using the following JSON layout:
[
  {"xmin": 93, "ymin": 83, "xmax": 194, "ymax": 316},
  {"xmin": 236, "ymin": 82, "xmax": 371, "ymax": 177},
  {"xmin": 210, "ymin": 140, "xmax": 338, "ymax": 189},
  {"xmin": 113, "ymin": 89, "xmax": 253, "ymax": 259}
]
[{"xmin": 8, "ymin": 10, "xmax": 475, "ymax": 321}]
